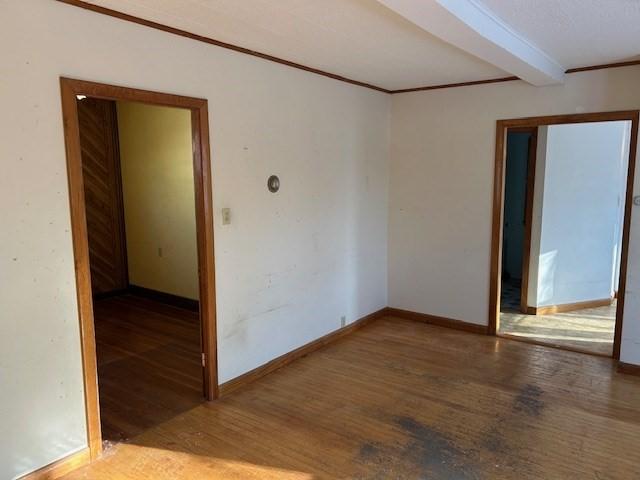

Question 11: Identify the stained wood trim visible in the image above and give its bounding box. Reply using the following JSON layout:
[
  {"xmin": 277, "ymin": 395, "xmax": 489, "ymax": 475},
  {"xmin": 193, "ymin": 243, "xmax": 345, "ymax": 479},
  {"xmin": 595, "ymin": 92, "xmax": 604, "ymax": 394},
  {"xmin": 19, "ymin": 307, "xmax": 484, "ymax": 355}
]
[
  {"xmin": 191, "ymin": 105, "xmax": 219, "ymax": 400},
  {"xmin": 496, "ymin": 110, "xmax": 640, "ymax": 128},
  {"xmin": 128, "ymin": 285, "xmax": 199, "ymax": 312},
  {"xmin": 526, "ymin": 297, "xmax": 613, "ymax": 316},
  {"xmin": 62, "ymin": 78, "xmax": 207, "ymax": 108},
  {"xmin": 18, "ymin": 448, "xmax": 90, "ymax": 480},
  {"xmin": 59, "ymin": 77, "xmax": 218, "ymax": 466},
  {"xmin": 195, "ymin": 303, "xmax": 498, "ymax": 396},
  {"xmin": 614, "ymin": 110, "xmax": 639, "ymax": 360},
  {"xmin": 56, "ymin": 0, "xmax": 389, "ymax": 94},
  {"xmin": 566, "ymin": 60, "xmax": 640, "ymax": 74},
  {"xmin": 390, "ymin": 61, "xmax": 640, "ymax": 94},
  {"xmin": 488, "ymin": 110, "xmax": 640, "ymax": 360},
  {"xmin": 219, "ymin": 308, "xmax": 387, "ymax": 396},
  {"xmin": 56, "ymin": 0, "xmax": 640, "ymax": 96},
  {"xmin": 391, "ymin": 76, "xmax": 519, "ymax": 94},
  {"xmin": 617, "ymin": 362, "xmax": 640, "ymax": 376},
  {"xmin": 92, "ymin": 288, "xmax": 129, "ymax": 301},
  {"xmin": 60, "ymin": 79, "xmax": 102, "ymax": 460},
  {"xmin": 519, "ymin": 128, "xmax": 538, "ymax": 313},
  {"xmin": 386, "ymin": 308, "xmax": 489, "ymax": 335},
  {"xmin": 488, "ymin": 120, "xmax": 507, "ymax": 336}
]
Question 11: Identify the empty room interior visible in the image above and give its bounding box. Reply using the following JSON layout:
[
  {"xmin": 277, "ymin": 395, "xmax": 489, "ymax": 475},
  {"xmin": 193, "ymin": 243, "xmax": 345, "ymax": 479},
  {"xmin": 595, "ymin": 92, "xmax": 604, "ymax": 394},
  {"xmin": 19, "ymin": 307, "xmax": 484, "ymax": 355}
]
[{"xmin": 3, "ymin": 1, "xmax": 640, "ymax": 479}]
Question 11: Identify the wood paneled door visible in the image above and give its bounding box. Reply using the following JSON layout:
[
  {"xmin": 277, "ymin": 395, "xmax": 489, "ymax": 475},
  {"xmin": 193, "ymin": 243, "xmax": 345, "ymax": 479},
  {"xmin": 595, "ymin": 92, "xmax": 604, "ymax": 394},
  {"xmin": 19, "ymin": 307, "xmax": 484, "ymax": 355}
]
[{"xmin": 77, "ymin": 98, "xmax": 128, "ymax": 295}]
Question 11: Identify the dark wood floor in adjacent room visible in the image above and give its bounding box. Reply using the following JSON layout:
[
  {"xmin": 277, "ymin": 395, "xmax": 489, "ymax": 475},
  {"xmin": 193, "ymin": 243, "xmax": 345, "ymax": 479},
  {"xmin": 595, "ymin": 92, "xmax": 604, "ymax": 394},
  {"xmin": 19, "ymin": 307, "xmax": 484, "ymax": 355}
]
[
  {"xmin": 94, "ymin": 295, "xmax": 203, "ymax": 442},
  {"xmin": 64, "ymin": 313, "xmax": 640, "ymax": 479}
]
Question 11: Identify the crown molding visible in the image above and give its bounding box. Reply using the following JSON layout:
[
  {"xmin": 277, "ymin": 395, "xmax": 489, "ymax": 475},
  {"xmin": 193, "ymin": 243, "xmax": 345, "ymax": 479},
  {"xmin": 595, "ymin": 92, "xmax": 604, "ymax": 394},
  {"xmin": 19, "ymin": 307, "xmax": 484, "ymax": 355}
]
[
  {"xmin": 56, "ymin": 0, "xmax": 391, "ymax": 93},
  {"xmin": 57, "ymin": 1, "xmax": 640, "ymax": 96}
]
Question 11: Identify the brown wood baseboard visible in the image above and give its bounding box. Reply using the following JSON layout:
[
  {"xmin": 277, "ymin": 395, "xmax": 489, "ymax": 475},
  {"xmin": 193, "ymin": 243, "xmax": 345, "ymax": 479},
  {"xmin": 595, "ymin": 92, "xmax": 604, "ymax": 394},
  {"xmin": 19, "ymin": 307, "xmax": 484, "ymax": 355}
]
[
  {"xmin": 526, "ymin": 297, "xmax": 613, "ymax": 316},
  {"xmin": 618, "ymin": 362, "xmax": 640, "ymax": 377},
  {"xmin": 128, "ymin": 284, "xmax": 199, "ymax": 312},
  {"xmin": 219, "ymin": 308, "xmax": 387, "ymax": 396},
  {"xmin": 93, "ymin": 288, "xmax": 130, "ymax": 301},
  {"xmin": 386, "ymin": 308, "xmax": 489, "ymax": 335},
  {"xmin": 19, "ymin": 447, "xmax": 90, "ymax": 480}
]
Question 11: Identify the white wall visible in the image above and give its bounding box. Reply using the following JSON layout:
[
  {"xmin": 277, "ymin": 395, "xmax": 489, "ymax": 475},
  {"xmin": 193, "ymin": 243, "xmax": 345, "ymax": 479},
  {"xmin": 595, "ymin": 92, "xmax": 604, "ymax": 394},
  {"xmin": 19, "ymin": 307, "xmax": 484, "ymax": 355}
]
[
  {"xmin": 527, "ymin": 121, "xmax": 630, "ymax": 307},
  {"xmin": 0, "ymin": 1, "xmax": 389, "ymax": 478},
  {"xmin": 389, "ymin": 66, "xmax": 640, "ymax": 359}
]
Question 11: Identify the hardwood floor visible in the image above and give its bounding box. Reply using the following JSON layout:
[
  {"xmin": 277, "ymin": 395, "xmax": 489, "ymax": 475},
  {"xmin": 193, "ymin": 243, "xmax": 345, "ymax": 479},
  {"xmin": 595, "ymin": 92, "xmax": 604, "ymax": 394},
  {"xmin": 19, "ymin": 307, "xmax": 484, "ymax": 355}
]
[
  {"xmin": 63, "ymin": 315, "xmax": 640, "ymax": 479},
  {"xmin": 500, "ymin": 279, "xmax": 615, "ymax": 356},
  {"xmin": 500, "ymin": 302, "xmax": 616, "ymax": 356},
  {"xmin": 94, "ymin": 295, "xmax": 203, "ymax": 442}
]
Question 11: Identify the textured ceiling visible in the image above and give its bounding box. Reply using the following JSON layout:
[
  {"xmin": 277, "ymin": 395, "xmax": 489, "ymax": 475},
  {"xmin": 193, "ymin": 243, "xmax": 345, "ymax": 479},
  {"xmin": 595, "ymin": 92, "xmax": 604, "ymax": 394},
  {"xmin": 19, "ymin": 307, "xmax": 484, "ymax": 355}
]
[
  {"xmin": 481, "ymin": 0, "xmax": 640, "ymax": 68},
  {"xmin": 82, "ymin": 0, "xmax": 640, "ymax": 91}
]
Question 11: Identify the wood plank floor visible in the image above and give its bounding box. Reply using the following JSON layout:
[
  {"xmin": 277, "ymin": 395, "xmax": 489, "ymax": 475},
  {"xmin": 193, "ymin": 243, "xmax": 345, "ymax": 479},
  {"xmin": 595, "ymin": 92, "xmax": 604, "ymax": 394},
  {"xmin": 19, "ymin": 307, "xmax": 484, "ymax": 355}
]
[
  {"xmin": 500, "ymin": 302, "xmax": 616, "ymax": 356},
  {"xmin": 94, "ymin": 295, "xmax": 203, "ymax": 442},
  {"xmin": 63, "ymin": 315, "xmax": 640, "ymax": 479},
  {"xmin": 499, "ymin": 279, "xmax": 615, "ymax": 356}
]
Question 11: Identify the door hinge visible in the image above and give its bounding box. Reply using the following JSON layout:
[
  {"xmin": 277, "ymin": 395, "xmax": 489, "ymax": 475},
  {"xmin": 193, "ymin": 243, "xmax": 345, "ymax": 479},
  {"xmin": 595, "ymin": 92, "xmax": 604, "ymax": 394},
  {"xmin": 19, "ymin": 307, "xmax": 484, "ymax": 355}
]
[{"xmin": 201, "ymin": 353, "xmax": 206, "ymax": 367}]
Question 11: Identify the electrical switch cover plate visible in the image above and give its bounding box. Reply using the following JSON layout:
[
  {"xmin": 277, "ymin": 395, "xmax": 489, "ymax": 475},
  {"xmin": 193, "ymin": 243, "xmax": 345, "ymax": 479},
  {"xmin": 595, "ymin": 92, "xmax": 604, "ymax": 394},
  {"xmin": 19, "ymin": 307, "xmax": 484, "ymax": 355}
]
[{"xmin": 222, "ymin": 208, "xmax": 231, "ymax": 225}]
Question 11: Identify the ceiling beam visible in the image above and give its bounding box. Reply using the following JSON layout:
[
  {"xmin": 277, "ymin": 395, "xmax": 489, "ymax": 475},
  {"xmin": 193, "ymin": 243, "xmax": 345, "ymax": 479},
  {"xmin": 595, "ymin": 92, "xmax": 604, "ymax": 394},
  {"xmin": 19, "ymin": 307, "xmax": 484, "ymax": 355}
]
[{"xmin": 377, "ymin": 0, "xmax": 565, "ymax": 86}]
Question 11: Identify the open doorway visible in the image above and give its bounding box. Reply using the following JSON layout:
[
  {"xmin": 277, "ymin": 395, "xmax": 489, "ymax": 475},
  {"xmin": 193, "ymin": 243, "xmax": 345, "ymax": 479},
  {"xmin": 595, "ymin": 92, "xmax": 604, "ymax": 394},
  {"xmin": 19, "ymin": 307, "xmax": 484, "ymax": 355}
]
[
  {"xmin": 489, "ymin": 111, "xmax": 639, "ymax": 358},
  {"xmin": 60, "ymin": 78, "xmax": 217, "ymax": 460},
  {"xmin": 499, "ymin": 128, "xmax": 537, "ymax": 315}
]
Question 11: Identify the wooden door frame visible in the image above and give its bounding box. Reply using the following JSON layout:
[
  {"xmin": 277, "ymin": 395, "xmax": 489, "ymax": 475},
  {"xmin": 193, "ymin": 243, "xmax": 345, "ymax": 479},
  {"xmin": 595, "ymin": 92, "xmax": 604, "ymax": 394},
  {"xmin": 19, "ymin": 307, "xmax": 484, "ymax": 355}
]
[
  {"xmin": 488, "ymin": 110, "xmax": 639, "ymax": 361},
  {"xmin": 60, "ymin": 77, "xmax": 218, "ymax": 460}
]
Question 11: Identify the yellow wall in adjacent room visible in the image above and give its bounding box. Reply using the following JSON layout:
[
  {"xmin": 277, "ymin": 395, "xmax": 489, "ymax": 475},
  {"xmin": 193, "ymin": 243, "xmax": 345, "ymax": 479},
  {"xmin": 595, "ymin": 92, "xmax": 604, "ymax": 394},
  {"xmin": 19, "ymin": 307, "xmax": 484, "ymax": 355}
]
[{"xmin": 117, "ymin": 101, "xmax": 199, "ymax": 300}]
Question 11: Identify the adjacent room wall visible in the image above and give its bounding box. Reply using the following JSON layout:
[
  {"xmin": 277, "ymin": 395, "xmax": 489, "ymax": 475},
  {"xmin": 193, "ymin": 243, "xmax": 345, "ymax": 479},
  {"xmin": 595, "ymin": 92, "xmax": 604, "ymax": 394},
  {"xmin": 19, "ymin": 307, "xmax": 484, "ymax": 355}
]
[
  {"xmin": 526, "ymin": 121, "xmax": 630, "ymax": 307},
  {"xmin": 0, "ymin": 1, "xmax": 389, "ymax": 477},
  {"xmin": 389, "ymin": 65, "xmax": 640, "ymax": 360},
  {"xmin": 117, "ymin": 101, "xmax": 199, "ymax": 300}
]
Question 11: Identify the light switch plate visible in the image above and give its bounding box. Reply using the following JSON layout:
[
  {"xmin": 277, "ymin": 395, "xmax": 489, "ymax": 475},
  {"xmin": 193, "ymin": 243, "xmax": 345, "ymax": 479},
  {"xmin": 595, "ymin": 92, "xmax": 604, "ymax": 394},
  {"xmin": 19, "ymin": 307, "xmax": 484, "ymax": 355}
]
[{"xmin": 221, "ymin": 208, "xmax": 231, "ymax": 225}]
